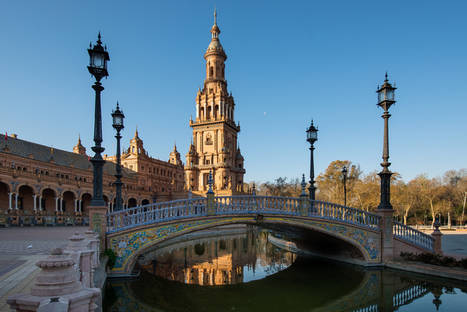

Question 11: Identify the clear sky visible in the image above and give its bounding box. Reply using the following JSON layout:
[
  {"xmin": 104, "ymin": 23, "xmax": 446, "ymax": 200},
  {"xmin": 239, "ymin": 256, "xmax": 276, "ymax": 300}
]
[{"xmin": 0, "ymin": 0, "xmax": 466, "ymax": 183}]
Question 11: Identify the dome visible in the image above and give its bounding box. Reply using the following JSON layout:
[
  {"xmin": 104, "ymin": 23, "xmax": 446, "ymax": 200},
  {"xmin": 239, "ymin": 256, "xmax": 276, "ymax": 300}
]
[{"xmin": 207, "ymin": 39, "xmax": 224, "ymax": 52}]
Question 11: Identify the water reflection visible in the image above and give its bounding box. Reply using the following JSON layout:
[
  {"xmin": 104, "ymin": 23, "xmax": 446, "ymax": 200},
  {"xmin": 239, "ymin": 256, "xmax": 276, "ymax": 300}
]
[
  {"xmin": 104, "ymin": 226, "xmax": 467, "ymax": 312},
  {"xmin": 136, "ymin": 226, "xmax": 296, "ymax": 285}
]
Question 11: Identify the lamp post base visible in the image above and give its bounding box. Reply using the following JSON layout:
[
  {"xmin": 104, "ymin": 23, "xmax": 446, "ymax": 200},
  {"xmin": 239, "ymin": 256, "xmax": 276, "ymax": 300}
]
[{"xmin": 88, "ymin": 205, "xmax": 108, "ymax": 250}]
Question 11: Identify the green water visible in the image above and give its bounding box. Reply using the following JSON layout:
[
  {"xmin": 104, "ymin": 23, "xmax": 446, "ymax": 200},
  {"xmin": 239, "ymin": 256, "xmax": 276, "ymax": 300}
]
[{"xmin": 104, "ymin": 227, "xmax": 467, "ymax": 312}]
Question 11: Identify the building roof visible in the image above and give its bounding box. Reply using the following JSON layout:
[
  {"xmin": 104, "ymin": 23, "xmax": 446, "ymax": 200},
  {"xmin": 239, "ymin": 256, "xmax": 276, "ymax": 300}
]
[{"xmin": 0, "ymin": 134, "xmax": 136, "ymax": 178}]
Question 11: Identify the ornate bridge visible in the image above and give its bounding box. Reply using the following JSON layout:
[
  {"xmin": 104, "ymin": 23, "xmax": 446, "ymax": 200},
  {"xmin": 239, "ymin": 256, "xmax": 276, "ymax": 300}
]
[{"xmin": 105, "ymin": 195, "xmax": 435, "ymax": 275}]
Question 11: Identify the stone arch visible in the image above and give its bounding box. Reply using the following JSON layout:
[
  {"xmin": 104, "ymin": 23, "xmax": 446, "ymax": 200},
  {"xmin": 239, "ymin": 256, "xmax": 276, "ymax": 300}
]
[
  {"xmin": 18, "ymin": 185, "xmax": 34, "ymax": 213},
  {"xmin": 128, "ymin": 198, "xmax": 137, "ymax": 208},
  {"xmin": 0, "ymin": 181, "xmax": 10, "ymax": 211},
  {"xmin": 41, "ymin": 188, "xmax": 57, "ymax": 214},
  {"xmin": 103, "ymin": 195, "xmax": 109, "ymax": 206},
  {"xmin": 81, "ymin": 193, "xmax": 92, "ymax": 215},
  {"xmin": 62, "ymin": 191, "xmax": 76, "ymax": 215},
  {"xmin": 108, "ymin": 216, "xmax": 379, "ymax": 275}
]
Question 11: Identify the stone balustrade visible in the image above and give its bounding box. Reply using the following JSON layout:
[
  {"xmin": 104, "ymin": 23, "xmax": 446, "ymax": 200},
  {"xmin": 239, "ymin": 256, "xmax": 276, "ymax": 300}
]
[
  {"xmin": 106, "ymin": 195, "xmax": 382, "ymax": 234},
  {"xmin": 7, "ymin": 230, "xmax": 102, "ymax": 312},
  {"xmin": 7, "ymin": 248, "xmax": 100, "ymax": 312},
  {"xmin": 393, "ymin": 221, "xmax": 434, "ymax": 251}
]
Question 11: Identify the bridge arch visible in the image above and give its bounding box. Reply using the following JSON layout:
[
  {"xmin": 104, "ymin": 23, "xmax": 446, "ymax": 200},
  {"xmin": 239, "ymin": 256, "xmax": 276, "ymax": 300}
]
[{"xmin": 107, "ymin": 215, "xmax": 381, "ymax": 275}]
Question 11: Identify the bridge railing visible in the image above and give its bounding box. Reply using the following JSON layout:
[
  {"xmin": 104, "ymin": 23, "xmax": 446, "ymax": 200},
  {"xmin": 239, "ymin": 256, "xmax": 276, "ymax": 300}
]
[
  {"xmin": 215, "ymin": 196, "xmax": 301, "ymax": 215},
  {"xmin": 312, "ymin": 200, "xmax": 381, "ymax": 230},
  {"xmin": 214, "ymin": 196, "xmax": 381, "ymax": 230},
  {"xmin": 393, "ymin": 283, "xmax": 429, "ymax": 310},
  {"xmin": 106, "ymin": 195, "xmax": 382, "ymax": 233},
  {"xmin": 107, "ymin": 198, "xmax": 207, "ymax": 233},
  {"xmin": 393, "ymin": 221, "xmax": 434, "ymax": 251}
]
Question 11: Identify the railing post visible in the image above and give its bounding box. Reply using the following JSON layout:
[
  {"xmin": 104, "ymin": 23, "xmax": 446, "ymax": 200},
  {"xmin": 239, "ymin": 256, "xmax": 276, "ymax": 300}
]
[
  {"xmin": 431, "ymin": 218, "xmax": 443, "ymax": 255},
  {"xmin": 299, "ymin": 194, "xmax": 308, "ymax": 216},
  {"xmin": 378, "ymin": 208, "xmax": 394, "ymax": 262},
  {"xmin": 206, "ymin": 170, "xmax": 216, "ymax": 216}
]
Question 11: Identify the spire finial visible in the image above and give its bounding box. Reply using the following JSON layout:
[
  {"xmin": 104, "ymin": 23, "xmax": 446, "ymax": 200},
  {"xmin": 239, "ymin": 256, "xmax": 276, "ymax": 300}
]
[
  {"xmin": 78, "ymin": 134, "xmax": 81, "ymax": 145},
  {"xmin": 97, "ymin": 32, "xmax": 102, "ymax": 45},
  {"xmin": 135, "ymin": 126, "xmax": 139, "ymax": 138},
  {"xmin": 385, "ymin": 72, "xmax": 388, "ymax": 82},
  {"xmin": 116, "ymin": 101, "xmax": 120, "ymax": 109},
  {"xmin": 214, "ymin": 7, "xmax": 217, "ymax": 25}
]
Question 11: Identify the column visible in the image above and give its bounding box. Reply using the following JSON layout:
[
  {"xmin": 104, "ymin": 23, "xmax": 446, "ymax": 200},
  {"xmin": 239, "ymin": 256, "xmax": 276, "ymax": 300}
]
[
  {"xmin": 74, "ymin": 199, "xmax": 78, "ymax": 213},
  {"xmin": 33, "ymin": 194, "xmax": 37, "ymax": 211},
  {"xmin": 39, "ymin": 196, "xmax": 42, "ymax": 211},
  {"xmin": 15, "ymin": 193, "xmax": 18, "ymax": 210},
  {"xmin": 8, "ymin": 192, "xmax": 12, "ymax": 210},
  {"xmin": 79, "ymin": 200, "xmax": 82, "ymax": 213},
  {"xmin": 60, "ymin": 197, "xmax": 63, "ymax": 212},
  {"xmin": 55, "ymin": 197, "xmax": 59, "ymax": 212}
]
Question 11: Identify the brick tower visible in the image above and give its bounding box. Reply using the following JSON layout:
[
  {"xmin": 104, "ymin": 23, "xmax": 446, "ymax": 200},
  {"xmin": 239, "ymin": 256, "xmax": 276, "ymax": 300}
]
[{"xmin": 185, "ymin": 10, "xmax": 245, "ymax": 195}]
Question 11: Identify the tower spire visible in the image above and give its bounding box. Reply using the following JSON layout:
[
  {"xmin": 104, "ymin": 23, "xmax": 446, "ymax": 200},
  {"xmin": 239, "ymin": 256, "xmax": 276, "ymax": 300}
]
[{"xmin": 214, "ymin": 8, "xmax": 217, "ymax": 25}]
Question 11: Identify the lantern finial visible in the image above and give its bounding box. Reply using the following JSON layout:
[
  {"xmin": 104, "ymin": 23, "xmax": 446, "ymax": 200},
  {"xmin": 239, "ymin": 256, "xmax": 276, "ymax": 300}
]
[{"xmin": 384, "ymin": 72, "xmax": 388, "ymax": 82}]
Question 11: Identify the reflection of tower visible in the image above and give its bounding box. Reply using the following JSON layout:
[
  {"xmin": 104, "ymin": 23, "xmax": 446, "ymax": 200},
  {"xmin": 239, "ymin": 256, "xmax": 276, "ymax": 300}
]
[
  {"xmin": 185, "ymin": 10, "xmax": 245, "ymax": 195},
  {"xmin": 139, "ymin": 228, "xmax": 295, "ymax": 286}
]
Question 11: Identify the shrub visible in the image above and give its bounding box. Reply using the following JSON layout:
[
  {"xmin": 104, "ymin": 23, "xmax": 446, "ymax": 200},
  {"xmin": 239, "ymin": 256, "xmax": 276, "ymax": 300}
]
[
  {"xmin": 104, "ymin": 249, "xmax": 117, "ymax": 269},
  {"xmin": 400, "ymin": 252, "xmax": 467, "ymax": 269}
]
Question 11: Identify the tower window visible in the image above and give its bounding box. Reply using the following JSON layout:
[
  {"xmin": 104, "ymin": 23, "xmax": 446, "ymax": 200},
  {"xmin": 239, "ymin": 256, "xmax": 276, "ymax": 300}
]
[{"xmin": 209, "ymin": 66, "xmax": 213, "ymax": 77}]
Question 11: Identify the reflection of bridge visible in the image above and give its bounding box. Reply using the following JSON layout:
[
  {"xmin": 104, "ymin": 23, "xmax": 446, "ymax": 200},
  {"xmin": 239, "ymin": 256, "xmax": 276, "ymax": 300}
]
[
  {"xmin": 105, "ymin": 195, "xmax": 435, "ymax": 275},
  {"xmin": 316, "ymin": 270, "xmax": 431, "ymax": 312}
]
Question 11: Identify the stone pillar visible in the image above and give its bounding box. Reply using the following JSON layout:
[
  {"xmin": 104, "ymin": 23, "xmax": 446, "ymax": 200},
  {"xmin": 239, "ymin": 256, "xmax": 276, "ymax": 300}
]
[
  {"xmin": 60, "ymin": 197, "xmax": 63, "ymax": 212},
  {"xmin": 378, "ymin": 209, "xmax": 394, "ymax": 262},
  {"xmin": 206, "ymin": 192, "xmax": 215, "ymax": 216},
  {"xmin": 7, "ymin": 248, "xmax": 100, "ymax": 312},
  {"xmin": 431, "ymin": 228, "xmax": 443, "ymax": 255},
  {"xmin": 74, "ymin": 199, "xmax": 78, "ymax": 213},
  {"xmin": 33, "ymin": 195, "xmax": 37, "ymax": 212},
  {"xmin": 64, "ymin": 233, "xmax": 94, "ymax": 288},
  {"xmin": 15, "ymin": 193, "xmax": 18, "ymax": 210},
  {"xmin": 88, "ymin": 204, "xmax": 108, "ymax": 250},
  {"xmin": 85, "ymin": 230, "xmax": 100, "ymax": 270},
  {"xmin": 55, "ymin": 197, "xmax": 59, "ymax": 212},
  {"xmin": 79, "ymin": 200, "xmax": 82, "ymax": 213},
  {"xmin": 9, "ymin": 192, "xmax": 12, "ymax": 210},
  {"xmin": 39, "ymin": 196, "xmax": 42, "ymax": 211}
]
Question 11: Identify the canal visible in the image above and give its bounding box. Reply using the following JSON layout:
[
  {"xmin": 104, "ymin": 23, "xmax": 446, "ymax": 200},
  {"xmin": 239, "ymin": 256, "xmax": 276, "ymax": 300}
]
[{"xmin": 104, "ymin": 225, "xmax": 467, "ymax": 311}]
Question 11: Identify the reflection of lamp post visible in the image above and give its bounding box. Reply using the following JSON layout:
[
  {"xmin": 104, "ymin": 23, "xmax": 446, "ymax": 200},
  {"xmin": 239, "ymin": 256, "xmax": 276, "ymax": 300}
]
[
  {"xmin": 376, "ymin": 73, "xmax": 396, "ymax": 211},
  {"xmin": 111, "ymin": 102, "xmax": 124, "ymax": 211},
  {"xmin": 88, "ymin": 33, "xmax": 110, "ymax": 207},
  {"xmin": 342, "ymin": 166, "xmax": 348, "ymax": 206},
  {"xmin": 306, "ymin": 120, "xmax": 318, "ymax": 200}
]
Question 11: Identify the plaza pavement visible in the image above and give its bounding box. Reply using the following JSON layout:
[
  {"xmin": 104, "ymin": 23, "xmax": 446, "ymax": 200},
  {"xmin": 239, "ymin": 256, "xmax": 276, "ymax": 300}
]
[{"xmin": 0, "ymin": 226, "xmax": 87, "ymax": 311}]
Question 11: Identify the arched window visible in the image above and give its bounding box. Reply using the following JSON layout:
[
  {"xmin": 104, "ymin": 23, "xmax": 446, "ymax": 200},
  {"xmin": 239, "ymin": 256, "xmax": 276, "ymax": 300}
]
[{"xmin": 209, "ymin": 66, "xmax": 213, "ymax": 77}]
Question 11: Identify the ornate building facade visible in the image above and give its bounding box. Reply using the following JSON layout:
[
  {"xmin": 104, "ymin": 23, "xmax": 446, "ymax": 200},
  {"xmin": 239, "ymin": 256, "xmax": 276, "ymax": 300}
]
[
  {"xmin": 0, "ymin": 131, "xmax": 184, "ymax": 225},
  {"xmin": 185, "ymin": 12, "xmax": 245, "ymax": 195}
]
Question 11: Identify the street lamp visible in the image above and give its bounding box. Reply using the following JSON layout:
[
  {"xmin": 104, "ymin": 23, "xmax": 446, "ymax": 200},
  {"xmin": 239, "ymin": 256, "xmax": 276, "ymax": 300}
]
[
  {"xmin": 87, "ymin": 32, "xmax": 110, "ymax": 208},
  {"xmin": 306, "ymin": 120, "xmax": 318, "ymax": 200},
  {"xmin": 376, "ymin": 73, "xmax": 396, "ymax": 210},
  {"xmin": 88, "ymin": 33, "xmax": 110, "ymax": 207},
  {"xmin": 342, "ymin": 166, "xmax": 348, "ymax": 206},
  {"xmin": 112, "ymin": 102, "xmax": 124, "ymax": 211}
]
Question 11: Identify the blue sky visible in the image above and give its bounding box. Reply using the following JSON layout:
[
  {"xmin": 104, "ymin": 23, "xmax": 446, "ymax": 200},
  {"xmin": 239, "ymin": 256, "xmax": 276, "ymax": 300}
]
[{"xmin": 0, "ymin": 0, "xmax": 466, "ymax": 183}]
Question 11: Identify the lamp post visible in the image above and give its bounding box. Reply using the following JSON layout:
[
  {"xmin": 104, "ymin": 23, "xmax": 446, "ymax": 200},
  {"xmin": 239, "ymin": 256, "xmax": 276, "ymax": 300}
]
[
  {"xmin": 342, "ymin": 166, "xmax": 348, "ymax": 206},
  {"xmin": 306, "ymin": 120, "xmax": 318, "ymax": 200},
  {"xmin": 376, "ymin": 73, "xmax": 396, "ymax": 210},
  {"xmin": 87, "ymin": 33, "xmax": 110, "ymax": 207},
  {"xmin": 112, "ymin": 102, "xmax": 124, "ymax": 211}
]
